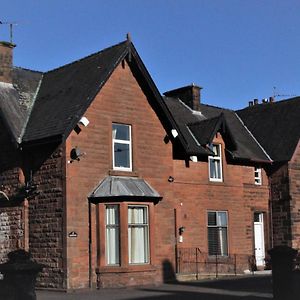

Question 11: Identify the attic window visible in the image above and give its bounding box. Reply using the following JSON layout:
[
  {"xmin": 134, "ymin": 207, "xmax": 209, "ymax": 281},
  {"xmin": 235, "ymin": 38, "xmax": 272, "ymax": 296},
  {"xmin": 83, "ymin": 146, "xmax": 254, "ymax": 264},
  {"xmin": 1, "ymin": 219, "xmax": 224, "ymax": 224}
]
[
  {"xmin": 208, "ymin": 144, "xmax": 223, "ymax": 182},
  {"xmin": 254, "ymin": 167, "xmax": 262, "ymax": 185}
]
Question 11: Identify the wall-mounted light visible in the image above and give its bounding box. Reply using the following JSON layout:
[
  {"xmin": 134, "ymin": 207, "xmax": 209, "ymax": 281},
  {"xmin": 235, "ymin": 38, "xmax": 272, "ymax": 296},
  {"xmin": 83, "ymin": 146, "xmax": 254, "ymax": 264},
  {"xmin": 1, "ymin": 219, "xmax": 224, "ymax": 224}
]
[
  {"xmin": 79, "ymin": 116, "xmax": 90, "ymax": 127},
  {"xmin": 179, "ymin": 226, "xmax": 185, "ymax": 235},
  {"xmin": 74, "ymin": 116, "xmax": 90, "ymax": 134},
  {"xmin": 171, "ymin": 129, "xmax": 178, "ymax": 138}
]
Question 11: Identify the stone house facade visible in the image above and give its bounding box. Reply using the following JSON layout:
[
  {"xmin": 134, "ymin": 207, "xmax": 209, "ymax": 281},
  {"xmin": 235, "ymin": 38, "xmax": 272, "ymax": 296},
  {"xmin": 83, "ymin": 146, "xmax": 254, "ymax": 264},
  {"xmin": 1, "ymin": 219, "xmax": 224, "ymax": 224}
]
[{"xmin": 0, "ymin": 37, "xmax": 299, "ymax": 290}]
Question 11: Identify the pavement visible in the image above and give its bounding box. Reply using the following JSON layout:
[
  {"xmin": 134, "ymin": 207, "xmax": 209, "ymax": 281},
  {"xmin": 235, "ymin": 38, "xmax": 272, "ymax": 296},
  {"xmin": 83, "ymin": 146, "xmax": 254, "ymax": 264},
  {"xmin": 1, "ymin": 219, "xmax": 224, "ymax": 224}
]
[{"xmin": 37, "ymin": 274, "xmax": 273, "ymax": 300}]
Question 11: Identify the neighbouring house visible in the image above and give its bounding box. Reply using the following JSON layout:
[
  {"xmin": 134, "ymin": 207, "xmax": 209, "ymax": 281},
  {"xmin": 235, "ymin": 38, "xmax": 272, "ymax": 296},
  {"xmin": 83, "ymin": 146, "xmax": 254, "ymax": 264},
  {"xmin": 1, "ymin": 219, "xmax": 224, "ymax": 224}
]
[{"xmin": 0, "ymin": 36, "xmax": 298, "ymax": 290}]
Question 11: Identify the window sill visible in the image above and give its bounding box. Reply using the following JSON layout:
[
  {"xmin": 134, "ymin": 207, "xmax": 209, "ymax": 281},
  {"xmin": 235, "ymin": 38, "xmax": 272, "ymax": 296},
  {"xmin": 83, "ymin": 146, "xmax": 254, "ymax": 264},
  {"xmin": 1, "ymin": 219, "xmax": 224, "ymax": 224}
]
[
  {"xmin": 108, "ymin": 169, "xmax": 139, "ymax": 177},
  {"xmin": 96, "ymin": 264, "xmax": 157, "ymax": 274}
]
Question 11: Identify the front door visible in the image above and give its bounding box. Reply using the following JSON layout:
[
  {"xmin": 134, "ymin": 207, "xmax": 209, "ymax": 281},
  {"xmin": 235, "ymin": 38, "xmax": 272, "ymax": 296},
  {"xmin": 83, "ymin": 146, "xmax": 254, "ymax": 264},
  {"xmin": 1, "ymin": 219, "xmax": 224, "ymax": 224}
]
[{"xmin": 254, "ymin": 212, "xmax": 265, "ymax": 267}]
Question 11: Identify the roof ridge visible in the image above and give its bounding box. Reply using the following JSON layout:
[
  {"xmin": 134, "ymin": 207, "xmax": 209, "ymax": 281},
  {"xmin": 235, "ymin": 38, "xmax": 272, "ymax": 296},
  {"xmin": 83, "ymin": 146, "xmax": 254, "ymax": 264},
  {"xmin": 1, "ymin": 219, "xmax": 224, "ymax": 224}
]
[
  {"xmin": 236, "ymin": 96, "xmax": 300, "ymax": 112},
  {"xmin": 13, "ymin": 66, "xmax": 43, "ymax": 74},
  {"xmin": 44, "ymin": 40, "xmax": 128, "ymax": 75},
  {"xmin": 199, "ymin": 102, "xmax": 233, "ymax": 111},
  {"xmin": 234, "ymin": 112, "xmax": 273, "ymax": 162}
]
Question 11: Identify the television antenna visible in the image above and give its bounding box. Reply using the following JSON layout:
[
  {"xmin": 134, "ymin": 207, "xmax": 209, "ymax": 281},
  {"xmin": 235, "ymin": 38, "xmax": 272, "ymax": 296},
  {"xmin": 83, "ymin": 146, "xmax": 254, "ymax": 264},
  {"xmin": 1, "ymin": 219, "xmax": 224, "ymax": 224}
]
[
  {"xmin": 0, "ymin": 21, "xmax": 18, "ymax": 44},
  {"xmin": 273, "ymin": 86, "xmax": 296, "ymax": 99}
]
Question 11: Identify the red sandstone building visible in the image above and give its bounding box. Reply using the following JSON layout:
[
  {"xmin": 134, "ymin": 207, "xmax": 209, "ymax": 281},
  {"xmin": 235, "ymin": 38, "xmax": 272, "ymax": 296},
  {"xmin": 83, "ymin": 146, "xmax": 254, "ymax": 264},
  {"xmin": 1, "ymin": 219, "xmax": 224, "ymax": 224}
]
[{"xmin": 0, "ymin": 38, "xmax": 299, "ymax": 290}]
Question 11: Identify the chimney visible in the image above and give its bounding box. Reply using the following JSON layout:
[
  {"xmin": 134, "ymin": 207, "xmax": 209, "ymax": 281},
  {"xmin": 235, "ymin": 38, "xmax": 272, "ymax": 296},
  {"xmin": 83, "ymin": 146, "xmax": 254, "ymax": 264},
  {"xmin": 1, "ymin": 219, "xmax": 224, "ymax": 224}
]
[
  {"xmin": 164, "ymin": 84, "xmax": 202, "ymax": 111},
  {"xmin": 253, "ymin": 99, "xmax": 259, "ymax": 105},
  {"xmin": 248, "ymin": 101, "xmax": 253, "ymax": 107},
  {"xmin": 0, "ymin": 41, "xmax": 16, "ymax": 83}
]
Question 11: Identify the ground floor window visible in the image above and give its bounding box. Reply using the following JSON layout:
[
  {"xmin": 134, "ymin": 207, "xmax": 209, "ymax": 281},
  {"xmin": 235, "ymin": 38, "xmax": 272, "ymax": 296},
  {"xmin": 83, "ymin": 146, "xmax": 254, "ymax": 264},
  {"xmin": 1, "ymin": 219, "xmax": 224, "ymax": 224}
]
[
  {"xmin": 128, "ymin": 206, "xmax": 149, "ymax": 264},
  {"xmin": 207, "ymin": 211, "xmax": 228, "ymax": 256},
  {"xmin": 100, "ymin": 202, "xmax": 152, "ymax": 268}
]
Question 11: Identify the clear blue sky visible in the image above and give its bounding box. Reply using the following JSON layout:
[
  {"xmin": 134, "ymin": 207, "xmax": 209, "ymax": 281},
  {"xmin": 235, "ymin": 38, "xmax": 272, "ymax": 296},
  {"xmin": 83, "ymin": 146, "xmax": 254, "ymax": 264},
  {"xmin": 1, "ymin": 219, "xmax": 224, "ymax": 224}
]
[{"xmin": 1, "ymin": 0, "xmax": 300, "ymax": 109}]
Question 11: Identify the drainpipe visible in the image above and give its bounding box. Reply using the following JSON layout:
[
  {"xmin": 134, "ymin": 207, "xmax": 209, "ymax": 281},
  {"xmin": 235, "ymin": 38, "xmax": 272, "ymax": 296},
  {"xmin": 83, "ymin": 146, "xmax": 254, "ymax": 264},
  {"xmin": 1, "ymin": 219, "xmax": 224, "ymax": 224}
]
[{"xmin": 88, "ymin": 200, "xmax": 92, "ymax": 288}]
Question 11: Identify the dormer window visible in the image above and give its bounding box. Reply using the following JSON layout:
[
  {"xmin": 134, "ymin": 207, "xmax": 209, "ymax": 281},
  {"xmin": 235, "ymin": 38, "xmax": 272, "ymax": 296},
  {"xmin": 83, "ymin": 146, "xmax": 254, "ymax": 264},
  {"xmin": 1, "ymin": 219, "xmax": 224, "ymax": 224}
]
[
  {"xmin": 112, "ymin": 123, "xmax": 132, "ymax": 171},
  {"xmin": 208, "ymin": 144, "xmax": 223, "ymax": 182},
  {"xmin": 254, "ymin": 167, "xmax": 262, "ymax": 185}
]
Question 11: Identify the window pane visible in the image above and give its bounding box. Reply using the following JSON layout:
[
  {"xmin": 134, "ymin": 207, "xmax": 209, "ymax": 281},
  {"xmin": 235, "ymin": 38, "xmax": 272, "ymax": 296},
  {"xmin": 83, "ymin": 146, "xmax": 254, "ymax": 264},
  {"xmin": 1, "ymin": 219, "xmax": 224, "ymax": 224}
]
[
  {"xmin": 208, "ymin": 211, "xmax": 228, "ymax": 256},
  {"xmin": 128, "ymin": 206, "xmax": 149, "ymax": 264},
  {"xmin": 217, "ymin": 212, "xmax": 227, "ymax": 226},
  {"xmin": 112, "ymin": 124, "xmax": 130, "ymax": 141},
  {"xmin": 213, "ymin": 144, "xmax": 220, "ymax": 156},
  {"xmin": 106, "ymin": 205, "xmax": 120, "ymax": 265},
  {"xmin": 208, "ymin": 212, "xmax": 217, "ymax": 226},
  {"xmin": 114, "ymin": 143, "xmax": 130, "ymax": 168}
]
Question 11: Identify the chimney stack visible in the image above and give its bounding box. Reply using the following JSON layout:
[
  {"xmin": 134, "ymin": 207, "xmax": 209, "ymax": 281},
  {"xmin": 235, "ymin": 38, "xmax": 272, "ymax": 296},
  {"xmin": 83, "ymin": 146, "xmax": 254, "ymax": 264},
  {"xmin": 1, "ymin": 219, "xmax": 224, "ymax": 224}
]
[
  {"xmin": 0, "ymin": 41, "xmax": 16, "ymax": 83},
  {"xmin": 164, "ymin": 84, "xmax": 202, "ymax": 111}
]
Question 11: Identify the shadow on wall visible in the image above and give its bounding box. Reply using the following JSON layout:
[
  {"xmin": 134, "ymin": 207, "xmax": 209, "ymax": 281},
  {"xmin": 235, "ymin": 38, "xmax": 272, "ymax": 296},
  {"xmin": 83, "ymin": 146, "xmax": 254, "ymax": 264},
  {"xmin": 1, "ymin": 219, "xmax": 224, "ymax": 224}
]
[{"xmin": 162, "ymin": 259, "xmax": 177, "ymax": 283}]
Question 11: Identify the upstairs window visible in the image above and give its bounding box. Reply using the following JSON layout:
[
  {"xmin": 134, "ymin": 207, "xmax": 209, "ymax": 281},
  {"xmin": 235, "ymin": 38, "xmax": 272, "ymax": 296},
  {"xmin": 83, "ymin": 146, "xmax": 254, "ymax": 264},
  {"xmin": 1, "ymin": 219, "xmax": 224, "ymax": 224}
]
[
  {"xmin": 254, "ymin": 167, "xmax": 262, "ymax": 185},
  {"xmin": 207, "ymin": 211, "xmax": 228, "ymax": 256},
  {"xmin": 208, "ymin": 144, "xmax": 223, "ymax": 182},
  {"xmin": 112, "ymin": 124, "xmax": 132, "ymax": 171}
]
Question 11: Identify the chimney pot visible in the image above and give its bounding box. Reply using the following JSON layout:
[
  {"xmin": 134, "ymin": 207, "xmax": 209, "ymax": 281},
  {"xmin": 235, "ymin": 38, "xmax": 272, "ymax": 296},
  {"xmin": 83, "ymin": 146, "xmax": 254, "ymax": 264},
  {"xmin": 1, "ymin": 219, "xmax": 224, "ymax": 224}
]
[
  {"xmin": 254, "ymin": 99, "xmax": 259, "ymax": 105},
  {"xmin": 269, "ymin": 96, "xmax": 275, "ymax": 103}
]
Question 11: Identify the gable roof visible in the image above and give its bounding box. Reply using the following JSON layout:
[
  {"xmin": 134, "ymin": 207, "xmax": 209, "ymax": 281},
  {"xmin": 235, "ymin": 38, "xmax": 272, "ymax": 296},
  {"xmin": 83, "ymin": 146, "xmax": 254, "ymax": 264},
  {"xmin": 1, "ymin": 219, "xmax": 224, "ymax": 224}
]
[
  {"xmin": 0, "ymin": 40, "xmax": 178, "ymax": 148},
  {"xmin": 237, "ymin": 97, "xmax": 300, "ymax": 161},
  {"xmin": 199, "ymin": 103, "xmax": 272, "ymax": 162},
  {"xmin": 163, "ymin": 95, "xmax": 271, "ymax": 162}
]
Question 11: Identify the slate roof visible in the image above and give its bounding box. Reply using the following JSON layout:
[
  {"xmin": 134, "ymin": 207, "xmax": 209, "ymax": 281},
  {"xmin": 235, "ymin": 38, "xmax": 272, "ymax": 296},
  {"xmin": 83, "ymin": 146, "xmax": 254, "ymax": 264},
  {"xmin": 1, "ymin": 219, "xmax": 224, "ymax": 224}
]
[
  {"xmin": 0, "ymin": 68, "xmax": 42, "ymax": 143},
  {"xmin": 237, "ymin": 97, "xmax": 300, "ymax": 161},
  {"xmin": 163, "ymin": 96, "xmax": 211, "ymax": 156},
  {"xmin": 163, "ymin": 96, "xmax": 271, "ymax": 162},
  {"xmin": 22, "ymin": 41, "xmax": 129, "ymax": 143},
  {"xmin": 89, "ymin": 176, "xmax": 161, "ymax": 204}
]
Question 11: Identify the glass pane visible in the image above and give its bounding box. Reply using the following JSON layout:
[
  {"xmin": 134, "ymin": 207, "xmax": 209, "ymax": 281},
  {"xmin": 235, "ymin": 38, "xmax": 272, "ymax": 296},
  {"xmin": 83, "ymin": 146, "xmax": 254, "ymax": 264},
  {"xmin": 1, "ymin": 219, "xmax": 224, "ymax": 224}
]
[
  {"xmin": 114, "ymin": 143, "xmax": 130, "ymax": 168},
  {"xmin": 128, "ymin": 206, "xmax": 147, "ymax": 224},
  {"xmin": 208, "ymin": 212, "xmax": 217, "ymax": 226},
  {"xmin": 217, "ymin": 212, "xmax": 227, "ymax": 226},
  {"xmin": 213, "ymin": 144, "xmax": 220, "ymax": 156},
  {"xmin": 218, "ymin": 227, "xmax": 228, "ymax": 256},
  {"xmin": 112, "ymin": 124, "xmax": 130, "ymax": 141},
  {"xmin": 105, "ymin": 205, "xmax": 120, "ymax": 265},
  {"xmin": 128, "ymin": 206, "xmax": 149, "ymax": 264},
  {"xmin": 209, "ymin": 159, "xmax": 221, "ymax": 179},
  {"xmin": 106, "ymin": 205, "xmax": 119, "ymax": 225},
  {"xmin": 208, "ymin": 227, "xmax": 218, "ymax": 255}
]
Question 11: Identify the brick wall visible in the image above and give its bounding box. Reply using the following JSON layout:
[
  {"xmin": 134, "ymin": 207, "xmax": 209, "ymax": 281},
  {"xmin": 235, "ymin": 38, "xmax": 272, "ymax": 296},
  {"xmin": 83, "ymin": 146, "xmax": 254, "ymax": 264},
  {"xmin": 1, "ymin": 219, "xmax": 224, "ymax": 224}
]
[
  {"xmin": 269, "ymin": 162, "xmax": 292, "ymax": 247},
  {"xmin": 65, "ymin": 60, "xmax": 174, "ymax": 289},
  {"xmin": 0, "ymin": 118, "xmax": 24, "ymax": 262},
  {"xmin": 289, "ymin": 140, "xmax": 300, "ymax": 249},
  {"xmin": 26, "ymin": 143, "xmax": 66, "ymax": 289},
  {"xmin": 173, "ymin": 133, "xmax": 270, "ymax": 271}
]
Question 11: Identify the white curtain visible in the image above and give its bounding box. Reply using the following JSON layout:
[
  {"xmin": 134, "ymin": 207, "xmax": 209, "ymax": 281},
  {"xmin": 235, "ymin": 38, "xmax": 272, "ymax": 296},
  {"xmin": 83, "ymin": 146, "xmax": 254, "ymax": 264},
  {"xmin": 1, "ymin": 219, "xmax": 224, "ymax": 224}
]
[
  {"xmin": 128, "ymin": 206, "xmax": 149, "ymax": 264},
  {"xmin": 106, "ymin": 205, "xmax": 120, "ymax": 265}
]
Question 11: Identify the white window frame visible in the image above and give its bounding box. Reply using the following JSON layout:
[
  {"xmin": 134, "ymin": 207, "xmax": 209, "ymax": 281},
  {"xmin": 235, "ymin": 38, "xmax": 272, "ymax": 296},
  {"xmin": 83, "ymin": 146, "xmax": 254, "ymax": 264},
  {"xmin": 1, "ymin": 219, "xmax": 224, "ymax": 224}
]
[
  {"xmin": 207, "ymin": 210, "xmax": 228, "ymax": 256},
  {"xmin": 128, "ymin": 205, "xmax": 150, "ymax": 265},
  {"xmin": 112, "ymin": 123, "xmax": 132, "ymax": 171},
  {"xmin": 208, "ymin": 144, "xmax": 223, "ymax": 182},
  {"xmin": 254, "ymin": 167, "xmax": 262, "ymax": 185}
]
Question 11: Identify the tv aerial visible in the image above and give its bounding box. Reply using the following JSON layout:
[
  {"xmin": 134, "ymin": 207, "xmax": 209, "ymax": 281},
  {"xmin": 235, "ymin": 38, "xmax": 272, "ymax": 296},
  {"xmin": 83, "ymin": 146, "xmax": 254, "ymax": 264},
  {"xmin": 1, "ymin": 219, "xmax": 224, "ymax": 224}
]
[{"xmin": 0, "ymin": 21, "xmax": 18, "ymax": 44}]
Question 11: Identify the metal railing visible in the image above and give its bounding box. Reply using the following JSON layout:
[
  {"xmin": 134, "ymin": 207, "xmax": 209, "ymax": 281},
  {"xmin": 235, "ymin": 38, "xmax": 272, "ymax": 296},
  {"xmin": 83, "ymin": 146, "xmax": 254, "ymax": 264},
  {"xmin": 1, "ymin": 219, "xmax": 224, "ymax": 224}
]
[{"xmin": 176, "ymin": 247, "xmax": 250, "ymax": 279}]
